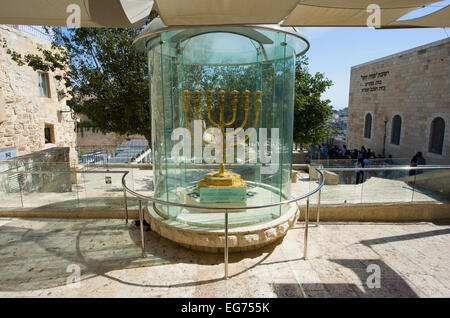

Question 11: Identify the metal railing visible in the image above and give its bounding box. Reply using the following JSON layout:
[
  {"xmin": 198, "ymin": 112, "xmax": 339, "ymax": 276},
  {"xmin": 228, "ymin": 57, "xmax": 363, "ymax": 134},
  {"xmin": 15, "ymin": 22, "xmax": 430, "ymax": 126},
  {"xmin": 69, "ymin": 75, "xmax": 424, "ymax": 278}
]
[
  {"xmin": 0, "ymin": 169, "xmax": 129, "ymax": 209},
  {"xmin": 77, "ymin": 143, "xmax": 151, "ymax": 166},
  {"xmin": 314, "ymin": 165, "xmax": 450, "ymax": 224},
  {"xmin": 310, "ymin": 158, "xmax": 450, "ymax": 167},
  {"xmin": 0, "ymin": 167, "xmax": 325, "ymax": 279},
  {"xmin": 121, "ymin": 169, "xmax": 326, "ymax": 279},
  {"xmin": 2, "ymin": 165, "xmax": 448, "ymax": 279}
]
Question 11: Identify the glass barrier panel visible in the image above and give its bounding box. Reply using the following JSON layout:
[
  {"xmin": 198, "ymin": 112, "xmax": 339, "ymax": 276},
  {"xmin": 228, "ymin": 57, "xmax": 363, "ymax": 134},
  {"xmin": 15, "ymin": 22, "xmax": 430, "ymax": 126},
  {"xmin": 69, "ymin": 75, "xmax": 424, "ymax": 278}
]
[
  {"xmin": 20, "ymin": 171, "xmax": 78, "ymax": 209},
  {"xmin": 132, "ymin": 167, "xmax": 154, "ymax": 197},
  {"xmin": 360, "ymin": 168, "xmax": 412, "ymax": 204},
  {"xmin": 0, "ymin": 172, "xmax": 23, "ymax": 208},
  {"xmin": 322, "ymin": 169, "xmax": 363, "ymax": 205},
  {"xmin": 411, "ymin": 168, "xmax": 450, "ymax": 204}
]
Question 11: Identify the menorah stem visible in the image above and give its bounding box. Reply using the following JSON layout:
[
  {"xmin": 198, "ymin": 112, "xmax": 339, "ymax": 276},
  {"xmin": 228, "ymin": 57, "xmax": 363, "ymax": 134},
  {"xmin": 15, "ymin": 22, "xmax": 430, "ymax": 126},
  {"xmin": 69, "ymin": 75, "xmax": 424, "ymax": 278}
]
[{"xmin": 219, "ymin": 162, "xmax": 226, "ymax": 174}]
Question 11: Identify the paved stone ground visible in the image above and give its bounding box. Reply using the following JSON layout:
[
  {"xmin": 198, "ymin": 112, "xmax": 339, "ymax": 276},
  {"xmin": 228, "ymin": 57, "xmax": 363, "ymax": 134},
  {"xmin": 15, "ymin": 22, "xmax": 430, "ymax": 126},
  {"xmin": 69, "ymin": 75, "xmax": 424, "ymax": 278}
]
[{"xmin": 0, "ymin": 217, "xmax": 448, "ymax": 297}]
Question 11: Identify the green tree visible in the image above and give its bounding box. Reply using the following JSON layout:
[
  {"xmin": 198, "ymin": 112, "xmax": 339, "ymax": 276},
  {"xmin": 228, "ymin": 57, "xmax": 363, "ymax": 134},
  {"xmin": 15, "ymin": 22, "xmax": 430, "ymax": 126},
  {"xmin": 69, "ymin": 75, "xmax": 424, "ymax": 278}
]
[
  {"xmin": 3, "ymin": 14, "xmax": 158, "ymax": 147},
  {"xmin": 61, "ymin": 27, "xmax": 151, "ymax": 144},
  {"xmin": 293, "ymin": 56, "xmax": 333, "ymax": 148}
]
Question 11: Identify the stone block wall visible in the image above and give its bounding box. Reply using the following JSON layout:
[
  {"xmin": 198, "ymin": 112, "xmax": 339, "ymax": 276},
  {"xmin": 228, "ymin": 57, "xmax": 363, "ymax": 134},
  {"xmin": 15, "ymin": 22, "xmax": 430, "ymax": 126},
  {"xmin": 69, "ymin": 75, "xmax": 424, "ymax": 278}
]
[
  {"xmin": 347, "ymin": 38, "xmax": 450, "ymax": 162},
  {"xmin": 76, "ymin": 129, "xmax": 145, "ymax": 149},
  {"xmin": 0, "ymin": 25, "xmax": 77, "ymax": 166}
]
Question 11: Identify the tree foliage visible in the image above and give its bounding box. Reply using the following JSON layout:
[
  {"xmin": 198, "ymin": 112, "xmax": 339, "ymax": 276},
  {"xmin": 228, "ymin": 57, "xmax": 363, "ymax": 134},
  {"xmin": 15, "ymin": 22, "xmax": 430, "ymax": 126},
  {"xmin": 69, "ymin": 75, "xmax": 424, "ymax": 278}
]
[
  {"xmin": 58, "ymin": 27, "xmax": 151, "ymax": 143},
  {"xmin": 293, "ymin": 56, "xmax": 333, "ymax": 146},
  {"xmin": 3, "ymin": 21, "xmax": 332, "ymax": 148},
  {"xmin": 3, "ymin": 18, "xmax": 156, "ymax": 145}
]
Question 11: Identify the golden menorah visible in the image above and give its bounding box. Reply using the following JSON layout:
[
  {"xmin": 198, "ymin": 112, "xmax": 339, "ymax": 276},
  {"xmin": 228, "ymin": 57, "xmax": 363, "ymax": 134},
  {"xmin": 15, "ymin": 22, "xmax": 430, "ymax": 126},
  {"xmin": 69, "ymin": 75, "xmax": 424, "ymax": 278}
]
[{"xmin": 183, "ymin": 89, "xmax": 261, "ymax": 188}]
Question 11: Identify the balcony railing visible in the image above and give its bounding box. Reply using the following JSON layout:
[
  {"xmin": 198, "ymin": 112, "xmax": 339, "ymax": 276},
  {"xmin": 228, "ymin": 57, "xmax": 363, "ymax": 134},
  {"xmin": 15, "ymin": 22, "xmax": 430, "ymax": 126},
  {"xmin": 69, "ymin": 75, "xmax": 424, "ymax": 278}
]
[{"xmin": 308, "ymin": 166, "xmax": 450, "ymax": 226}]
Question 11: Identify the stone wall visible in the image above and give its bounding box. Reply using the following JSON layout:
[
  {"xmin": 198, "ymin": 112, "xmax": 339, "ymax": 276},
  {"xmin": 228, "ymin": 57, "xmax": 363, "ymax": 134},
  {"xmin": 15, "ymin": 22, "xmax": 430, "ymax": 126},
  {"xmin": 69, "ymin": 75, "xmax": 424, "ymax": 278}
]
[
  {"xmin": 0, "ymin": 25, "xmax": 77, "ymax": 166},
  {"xmin": 347, "ymin": 38, "xmax": 450, "ymax": 162},
  {"xmin": 76, "ymin": 129, "xmax": 146, "ymax": 149}
]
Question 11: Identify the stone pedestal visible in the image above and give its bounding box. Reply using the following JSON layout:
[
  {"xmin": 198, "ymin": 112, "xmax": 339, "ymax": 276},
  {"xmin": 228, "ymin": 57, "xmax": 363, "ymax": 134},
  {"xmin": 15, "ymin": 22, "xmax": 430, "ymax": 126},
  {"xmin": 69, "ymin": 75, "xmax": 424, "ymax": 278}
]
[{"xmin": 144, "ymin": 202, "xmax": 299, "ymax": 253}]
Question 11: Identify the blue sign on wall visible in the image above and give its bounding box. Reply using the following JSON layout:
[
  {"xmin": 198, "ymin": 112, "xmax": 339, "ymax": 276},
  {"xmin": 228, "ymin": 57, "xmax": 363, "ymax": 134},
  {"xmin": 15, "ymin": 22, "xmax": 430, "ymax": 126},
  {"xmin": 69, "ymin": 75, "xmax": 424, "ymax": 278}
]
[{"xmin": 0, "ymin": 146, "xmax": 17, "ymax": 160}]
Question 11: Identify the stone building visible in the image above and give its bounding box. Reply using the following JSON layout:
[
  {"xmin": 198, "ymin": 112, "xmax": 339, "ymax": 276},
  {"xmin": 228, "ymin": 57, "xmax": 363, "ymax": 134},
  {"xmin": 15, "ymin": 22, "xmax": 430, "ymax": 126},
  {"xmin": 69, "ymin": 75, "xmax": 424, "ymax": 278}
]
[
  {"xmin": 0, "ymin": 25, "xmax": 77, "ymax": 165},
  {"xmin": 347, "ymin": 38, "xmax": 450, "ymax": 162}
]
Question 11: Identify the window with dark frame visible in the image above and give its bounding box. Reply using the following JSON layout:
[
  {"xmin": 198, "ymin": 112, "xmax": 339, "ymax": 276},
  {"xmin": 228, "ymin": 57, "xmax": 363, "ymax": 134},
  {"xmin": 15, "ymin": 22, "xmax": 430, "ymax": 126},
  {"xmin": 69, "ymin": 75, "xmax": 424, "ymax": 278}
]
[
  {"xmin": 391, "ymin": 115, "xmax": 402, "ymax": 145},
  {"xmin": 38, "ymin": 72, "xmax": 50, "ymax": 97},
  {"xmin": 429, "ymin": 117, "xmax": 445, "ymax": 155},
  {"xmin": 364, "ymin": 113, "xmax": 372, "ymax": 139},
  {"xmin": 44, "ymin": 124, "xmax": 54, "ymax": 144}
]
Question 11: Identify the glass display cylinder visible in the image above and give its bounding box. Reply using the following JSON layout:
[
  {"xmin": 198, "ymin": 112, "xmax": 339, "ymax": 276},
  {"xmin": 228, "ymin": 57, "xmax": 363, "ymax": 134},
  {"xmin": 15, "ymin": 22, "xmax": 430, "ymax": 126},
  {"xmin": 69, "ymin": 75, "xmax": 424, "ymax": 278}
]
[{"xmin": 134, "ymin": 20, "xmax": 309, "ymax": 229}]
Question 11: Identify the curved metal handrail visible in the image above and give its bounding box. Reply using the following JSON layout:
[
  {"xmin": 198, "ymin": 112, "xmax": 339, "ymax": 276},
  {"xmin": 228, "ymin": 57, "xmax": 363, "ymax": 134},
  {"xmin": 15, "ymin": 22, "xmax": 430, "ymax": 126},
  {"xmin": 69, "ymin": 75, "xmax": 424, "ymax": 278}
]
[
  {"xmin": 317, "ymin": 166, "xmax": 450, "ymax": 172},
  {"xmin": 121, "ymin": 167, "xmax": 325, "ymax": 279},
  {"xmin": 120, "ymin": 168, "xmax": 325, "ymax": 211}
]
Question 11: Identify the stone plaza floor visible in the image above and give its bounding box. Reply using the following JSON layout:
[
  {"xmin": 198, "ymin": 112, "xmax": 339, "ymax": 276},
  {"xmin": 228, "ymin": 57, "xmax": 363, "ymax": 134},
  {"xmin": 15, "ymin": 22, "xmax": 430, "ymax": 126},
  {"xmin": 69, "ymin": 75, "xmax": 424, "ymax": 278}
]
[{"xmin": 0, "ymin": 217, "xmax": 449, "ymax": 297}]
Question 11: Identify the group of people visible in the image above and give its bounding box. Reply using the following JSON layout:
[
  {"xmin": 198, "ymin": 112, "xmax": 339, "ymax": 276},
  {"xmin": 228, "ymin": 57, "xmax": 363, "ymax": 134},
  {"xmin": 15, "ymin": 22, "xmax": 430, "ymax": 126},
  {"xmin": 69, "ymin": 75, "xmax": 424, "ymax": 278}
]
[
  {"xmin": 310, "ymin": 143, "xmax": 427, "ymax": 184},
  {"xmin": 311, "ymin": 143, "xmax": 392, "ymax": 163}
]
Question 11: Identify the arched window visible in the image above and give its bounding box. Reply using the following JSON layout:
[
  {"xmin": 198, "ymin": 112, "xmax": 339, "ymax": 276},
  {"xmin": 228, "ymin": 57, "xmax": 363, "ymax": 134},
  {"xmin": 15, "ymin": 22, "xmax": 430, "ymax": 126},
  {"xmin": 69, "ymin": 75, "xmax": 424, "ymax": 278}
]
[
  {"xmin": 391, "ymin": 115, "xmax": 402, "ymax": 145},
  {"xmin": 429, "ymin": 117, "xmax": 445, "ymax": 154},
  {"xmin": 364, "ymin": 113, "xmax": 372, "ymax": 139}
]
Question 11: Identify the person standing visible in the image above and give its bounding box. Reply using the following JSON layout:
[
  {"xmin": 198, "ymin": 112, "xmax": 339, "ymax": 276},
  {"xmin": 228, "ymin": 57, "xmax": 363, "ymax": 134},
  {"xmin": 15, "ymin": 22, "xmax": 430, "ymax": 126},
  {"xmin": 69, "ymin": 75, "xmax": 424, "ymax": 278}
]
[
  {"xmin": 360, "ymin": 146, "xmax": 367, "ymax": 159},
  {"xmin": 416, "ymin": 152, "xmax": 426, "ymax": 174},
  {"xmin": 341, "ymin": 145, "xmax": 347, "ymax": 158},
  {"xmin": 355, "ymin": 158, "xmax": 365, "ymax": 184},
  {"xmin": 409, "ymin": 152, "xmax": 420, "ymax": 176}
]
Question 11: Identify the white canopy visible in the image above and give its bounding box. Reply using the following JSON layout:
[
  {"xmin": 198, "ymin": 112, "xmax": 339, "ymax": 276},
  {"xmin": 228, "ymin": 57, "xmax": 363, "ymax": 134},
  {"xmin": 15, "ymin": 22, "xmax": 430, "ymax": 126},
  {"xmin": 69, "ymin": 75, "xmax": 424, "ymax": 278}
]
[
  {"xmin": 0, "ymin": 0, "xmax": 153, "ymax": 27},
  {"xmin": 0, "ymin": 0, "xmax": 448, "ymax": 28},
  {"xmin": 154, "ymin": 0, "xmax": 449, "ymax": 28}
]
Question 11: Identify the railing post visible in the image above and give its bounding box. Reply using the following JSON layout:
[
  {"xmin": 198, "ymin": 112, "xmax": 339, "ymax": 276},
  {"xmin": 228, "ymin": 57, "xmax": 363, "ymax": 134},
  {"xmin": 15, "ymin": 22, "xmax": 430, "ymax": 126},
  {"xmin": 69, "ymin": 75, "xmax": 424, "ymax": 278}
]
[
  {"xmin": 139, "ymin": 200, "xmax": 145, "ymax": 257},
  {"xmin": 16, "ymin": 167, "xmax": 24, "ymax": 208},
  {"xmin": 123, "ymin": 179, "xmax": 129, "ymax": 224},
  {"xmin": 411, "ymin": 171, "xmax": 417, "ymax": 202},
  {"xmin": 317, "ymin": 169, "xmax": 322, "ymax": 226},
  {"xmin": 360, "ymin": 174, "xmax": 364, "ymax": 203},
  {"xmin": 304, "ymin": 197, "xmax": 309, "ymax": 260},
  {"xmin": 75, "ymin": 169, "xmax": 80, "ymax": 207},
  {"xmin": 224, "ymin": 209, "xmax": 229, "ymax": 280}
]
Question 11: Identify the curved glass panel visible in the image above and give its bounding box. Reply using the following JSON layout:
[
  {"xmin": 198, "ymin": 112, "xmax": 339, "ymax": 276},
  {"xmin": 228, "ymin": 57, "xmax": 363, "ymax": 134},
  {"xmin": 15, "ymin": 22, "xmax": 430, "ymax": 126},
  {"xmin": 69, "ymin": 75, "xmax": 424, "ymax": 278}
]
[{"xmin": 143, "ymin": 27, "xmax": 303, "ymax": 228}]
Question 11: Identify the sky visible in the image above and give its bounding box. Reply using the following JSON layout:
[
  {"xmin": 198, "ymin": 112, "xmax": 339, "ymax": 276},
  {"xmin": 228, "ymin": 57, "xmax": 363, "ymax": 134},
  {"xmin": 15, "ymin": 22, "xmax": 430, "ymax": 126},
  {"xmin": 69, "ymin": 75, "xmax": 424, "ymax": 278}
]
[{"xmin": 298, "ymin": 2, "xmax": 450, "ymax": 110}]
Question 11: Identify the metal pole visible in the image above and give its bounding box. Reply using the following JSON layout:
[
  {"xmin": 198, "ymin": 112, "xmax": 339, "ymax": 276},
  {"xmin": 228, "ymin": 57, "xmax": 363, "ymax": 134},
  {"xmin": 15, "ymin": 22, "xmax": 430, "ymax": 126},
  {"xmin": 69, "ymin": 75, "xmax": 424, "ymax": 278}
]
[
  {"xmin": 139, "ymin": 200, "xmax": 145, "ymax": 257},
  {"xmin": 224, "ymin": 209, "xmax": 229, "ymax": 280},
  {"xmin": 411, "ymin": 173, "xmax": 417, "ymax": 202},
  {"xmin": 360, "ymin": 174, "xmax": 364, "ymax": 203},
  {"xmin": 16, "ymin": 166, "xmax": 24, "ymax": 208},
  {"xmin": 317, "ymin": 188, "xmax": 321, "ymax": 227},
  {"xmin": 304, "ymin": 198, "xmax": 309, "ymax": 260},
  {"xmin": 123, "ymin": 179, "xmax": 129, "ymax": 224},
  {"xmin": 317, "ymin": 167, "xmax": 323, "ymax": 226},
  {"xmin": 75, "ymin": 170, "xmax": 80, "ymax": 207},
  {"xmin": 382, "ymin": 120, "xmax": 387, "ymax": 157}
]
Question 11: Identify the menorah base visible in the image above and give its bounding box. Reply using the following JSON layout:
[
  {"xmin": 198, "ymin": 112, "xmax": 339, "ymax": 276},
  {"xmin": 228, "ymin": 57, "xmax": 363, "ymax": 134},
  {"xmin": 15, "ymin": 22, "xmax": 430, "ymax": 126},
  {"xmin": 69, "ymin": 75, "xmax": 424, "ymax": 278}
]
[
  {"xmin": 198, "ymin": 169, "xmax": 247, "ymax": 188},
  {"xmin": 198, "ymin": 169, "xmax": 247, "ymax": 203}
]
